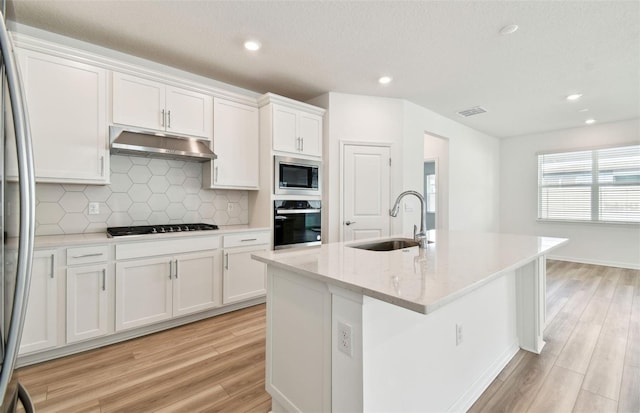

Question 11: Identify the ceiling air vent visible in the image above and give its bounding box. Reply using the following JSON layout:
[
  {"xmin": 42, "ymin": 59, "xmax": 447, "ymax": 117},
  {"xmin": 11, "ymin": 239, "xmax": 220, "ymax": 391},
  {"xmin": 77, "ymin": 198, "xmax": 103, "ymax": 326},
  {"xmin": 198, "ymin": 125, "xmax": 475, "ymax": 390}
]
[{"xmin": 457, "ymin": 106, "xmax": 487, "ymax": 117}]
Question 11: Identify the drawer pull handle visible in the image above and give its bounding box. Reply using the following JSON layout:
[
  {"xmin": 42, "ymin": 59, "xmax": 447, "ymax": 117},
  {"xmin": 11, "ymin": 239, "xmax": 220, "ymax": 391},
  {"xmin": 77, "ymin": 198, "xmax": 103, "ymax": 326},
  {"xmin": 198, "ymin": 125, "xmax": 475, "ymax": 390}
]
[
  {"xmin": 72, "ymin": 253, "xmax": 103, "ymax": 259},
  {"xmin": 241, "ymin": 238, "xmax": 257, "ymax": 242},
  {"xmin": 102, "ymin": 269, "xmax": 106, "ymax": 291}
]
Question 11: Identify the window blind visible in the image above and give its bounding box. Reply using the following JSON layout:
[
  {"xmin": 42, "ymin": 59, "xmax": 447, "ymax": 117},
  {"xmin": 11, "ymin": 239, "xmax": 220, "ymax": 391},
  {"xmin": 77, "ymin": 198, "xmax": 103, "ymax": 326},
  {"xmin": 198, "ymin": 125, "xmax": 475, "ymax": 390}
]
[{"xmin": 538, "ymin": 144, "xmax": 640, "ymax": 223}]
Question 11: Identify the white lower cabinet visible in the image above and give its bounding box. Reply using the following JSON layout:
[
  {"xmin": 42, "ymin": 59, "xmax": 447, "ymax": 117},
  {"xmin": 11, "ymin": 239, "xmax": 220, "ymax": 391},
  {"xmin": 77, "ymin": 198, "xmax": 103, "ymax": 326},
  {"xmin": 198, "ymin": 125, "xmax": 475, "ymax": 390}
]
[
  {"xmin": 222, "ymin": 231, "xmax": 269, "ymax": 304},
  {"xmin": 66, "ymin": 263, "xmax": 110, "ymax": 343},
  {"xmin": 173, "ymin": 251, "xmax": 220, "ymax": 317},
  {"xmin": 20, "ymin": 250, "xmax": 58, "ymax": 355},
  {"xmin": 115, "ymin": 250, "xmax": 220, "ymax": 331},
  {"xmin": 66, "ymin": 245, "xmax": 112, "ymax": 343},
  {"xmin": 115, "ymin": 256, "xmax": 173, "ymax": 331}
]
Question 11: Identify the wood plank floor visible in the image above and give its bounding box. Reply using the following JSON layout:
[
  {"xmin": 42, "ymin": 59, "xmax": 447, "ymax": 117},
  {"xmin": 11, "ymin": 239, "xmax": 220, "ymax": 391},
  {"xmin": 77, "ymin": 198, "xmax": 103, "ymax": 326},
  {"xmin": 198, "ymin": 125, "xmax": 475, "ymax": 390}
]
[
  {"xmin": 15, "ymin": 304, "xmax": 271, "ymax": 413},
  {"xmin": 16, "ymin": 260, "xmax": 640, "ymax": 412},
  {"xmin": 470, "ymin": 260, "xmax": 640, "ymax": 413}
]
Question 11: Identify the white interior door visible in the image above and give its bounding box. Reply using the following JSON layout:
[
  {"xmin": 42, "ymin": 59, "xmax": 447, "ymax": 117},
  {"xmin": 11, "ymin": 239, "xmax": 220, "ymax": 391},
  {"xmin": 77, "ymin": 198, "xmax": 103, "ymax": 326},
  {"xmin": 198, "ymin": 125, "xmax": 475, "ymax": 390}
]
[{"xmin": 342, "ymin": 144, "xmax": 391, "ymax": 241}]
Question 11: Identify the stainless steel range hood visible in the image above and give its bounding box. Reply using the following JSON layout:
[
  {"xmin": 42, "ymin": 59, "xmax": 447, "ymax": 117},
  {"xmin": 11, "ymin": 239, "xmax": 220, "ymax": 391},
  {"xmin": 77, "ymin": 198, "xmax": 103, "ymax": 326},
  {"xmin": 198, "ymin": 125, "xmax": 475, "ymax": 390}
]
[{"xmin": 109, "ymin": 126, "xmax": 216, "ymax": 162}]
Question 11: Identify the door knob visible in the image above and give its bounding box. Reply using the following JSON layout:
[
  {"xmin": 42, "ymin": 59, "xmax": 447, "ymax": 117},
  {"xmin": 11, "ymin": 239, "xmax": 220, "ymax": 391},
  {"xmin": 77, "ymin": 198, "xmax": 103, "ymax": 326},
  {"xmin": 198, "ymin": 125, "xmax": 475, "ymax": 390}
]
[{"xmin": 345, "ymin": 220, "xmax": 356, "ymax": 226}]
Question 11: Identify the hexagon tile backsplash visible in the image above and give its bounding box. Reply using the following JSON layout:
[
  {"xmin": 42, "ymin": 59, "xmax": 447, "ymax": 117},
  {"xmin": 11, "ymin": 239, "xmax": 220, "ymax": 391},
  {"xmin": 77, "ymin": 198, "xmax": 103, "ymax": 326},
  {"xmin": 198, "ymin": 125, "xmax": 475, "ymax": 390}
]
[{"xmin": 34, "ymin": 155, "xmax": 249, "ymax": 236}]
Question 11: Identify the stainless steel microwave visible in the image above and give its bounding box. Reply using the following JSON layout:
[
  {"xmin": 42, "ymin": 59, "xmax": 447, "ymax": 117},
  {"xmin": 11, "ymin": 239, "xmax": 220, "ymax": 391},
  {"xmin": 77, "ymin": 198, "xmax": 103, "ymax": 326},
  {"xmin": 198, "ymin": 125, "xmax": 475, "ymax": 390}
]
[{"xmin": 274, "ymin": 156, "xmax": 321, "ymax": 196}]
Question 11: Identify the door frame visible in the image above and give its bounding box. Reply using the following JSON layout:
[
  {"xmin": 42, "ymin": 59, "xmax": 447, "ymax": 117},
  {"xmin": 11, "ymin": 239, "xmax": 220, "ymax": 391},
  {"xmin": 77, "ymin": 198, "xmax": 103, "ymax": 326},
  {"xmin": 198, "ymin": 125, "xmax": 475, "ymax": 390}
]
[
  {"xmin": 339, "ymin": 141, "xmax": 393, "ymax": 242},
  {"xmin": 424, "ymin": 157, "xmax": 438, "ymax": 230}
]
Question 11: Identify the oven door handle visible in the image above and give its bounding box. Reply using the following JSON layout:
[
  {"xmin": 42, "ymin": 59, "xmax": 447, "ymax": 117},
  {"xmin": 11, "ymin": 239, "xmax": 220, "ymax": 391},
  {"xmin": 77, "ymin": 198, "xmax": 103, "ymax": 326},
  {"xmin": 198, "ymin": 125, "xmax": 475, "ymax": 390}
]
[{"xmin": 276, "ymin": 209, "xmax": 321, "ymax": 214}]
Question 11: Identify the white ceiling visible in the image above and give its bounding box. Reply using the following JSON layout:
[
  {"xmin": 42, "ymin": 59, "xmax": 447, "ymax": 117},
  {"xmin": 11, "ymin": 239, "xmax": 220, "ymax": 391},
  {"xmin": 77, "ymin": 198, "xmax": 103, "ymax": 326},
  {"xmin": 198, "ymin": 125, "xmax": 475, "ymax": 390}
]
[{"xmin": 6, "ymin": 0, "xmax": 640, "ymax": 138}]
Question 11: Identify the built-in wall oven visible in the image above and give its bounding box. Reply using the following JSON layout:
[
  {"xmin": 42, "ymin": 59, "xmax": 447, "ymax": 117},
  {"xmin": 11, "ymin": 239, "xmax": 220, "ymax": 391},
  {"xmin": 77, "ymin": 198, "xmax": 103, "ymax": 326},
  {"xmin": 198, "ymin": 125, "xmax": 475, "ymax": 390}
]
[
  {"xmin": 274, "ymin": 156, "xmax": 321, "ymax": 196},
  {"xmin": 274, "ymin": 200, "xmax": 321, "ymax": 249}
]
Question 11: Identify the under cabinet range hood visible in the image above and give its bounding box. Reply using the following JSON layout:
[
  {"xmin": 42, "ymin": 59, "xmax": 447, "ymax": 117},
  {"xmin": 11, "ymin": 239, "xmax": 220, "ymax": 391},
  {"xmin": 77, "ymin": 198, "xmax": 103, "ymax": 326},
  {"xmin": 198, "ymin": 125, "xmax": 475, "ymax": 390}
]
[{"xmin": 109, "ymin": 126, "xmax": 216, "ymax": 162}]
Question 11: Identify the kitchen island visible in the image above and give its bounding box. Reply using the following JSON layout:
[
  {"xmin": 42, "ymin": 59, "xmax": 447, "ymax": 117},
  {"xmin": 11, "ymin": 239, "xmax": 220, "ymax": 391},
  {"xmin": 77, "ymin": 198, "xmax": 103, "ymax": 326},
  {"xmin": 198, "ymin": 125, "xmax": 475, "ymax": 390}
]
[{"xmin": 252, "ymin": 230, "xmax": 567, "ymax": 412}]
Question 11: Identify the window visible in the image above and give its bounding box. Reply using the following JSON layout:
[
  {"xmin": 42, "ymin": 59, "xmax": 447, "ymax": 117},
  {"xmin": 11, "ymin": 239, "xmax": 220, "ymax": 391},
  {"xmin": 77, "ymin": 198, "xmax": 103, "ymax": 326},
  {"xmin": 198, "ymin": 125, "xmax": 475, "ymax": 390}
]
[{"xmin": 538, "ymin": 144, "xmax": 640, "ymax": 223}]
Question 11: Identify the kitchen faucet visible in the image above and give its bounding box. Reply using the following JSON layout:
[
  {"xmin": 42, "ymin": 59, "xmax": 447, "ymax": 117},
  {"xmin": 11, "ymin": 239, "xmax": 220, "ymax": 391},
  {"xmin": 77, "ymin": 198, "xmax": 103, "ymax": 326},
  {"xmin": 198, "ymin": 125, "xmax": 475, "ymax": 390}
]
[{"xmin": 389, "ymin": 190, "xmax": 428, "ymax": 248}]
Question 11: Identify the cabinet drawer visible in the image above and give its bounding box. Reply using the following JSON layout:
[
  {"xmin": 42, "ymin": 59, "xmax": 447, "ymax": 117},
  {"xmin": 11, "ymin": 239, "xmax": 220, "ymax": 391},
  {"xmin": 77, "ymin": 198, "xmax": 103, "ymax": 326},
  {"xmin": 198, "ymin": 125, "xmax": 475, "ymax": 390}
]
[
  {"xmin": 223, "ymin": 231, "xmax": 270, "ymax": 248},
  {"xmin": 67, "ymin": 245, "xmax": 109, "ymax": 266},
  {"xmin": 116, "ymin": 236, "xmax": 221, "ymax": 260}
]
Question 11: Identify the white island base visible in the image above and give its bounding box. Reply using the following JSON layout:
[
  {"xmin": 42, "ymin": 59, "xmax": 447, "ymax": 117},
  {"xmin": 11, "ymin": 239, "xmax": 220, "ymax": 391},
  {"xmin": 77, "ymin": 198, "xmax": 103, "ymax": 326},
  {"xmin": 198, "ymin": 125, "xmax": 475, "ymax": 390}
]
[{"xmin": 254, "ymin": 232, "xmax": 566, "ymax": 412}]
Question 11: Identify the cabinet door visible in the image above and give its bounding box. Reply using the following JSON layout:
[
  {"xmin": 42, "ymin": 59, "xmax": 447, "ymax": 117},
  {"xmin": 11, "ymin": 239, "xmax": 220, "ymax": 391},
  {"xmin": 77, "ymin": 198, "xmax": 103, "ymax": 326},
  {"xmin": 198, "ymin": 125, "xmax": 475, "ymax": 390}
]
[
  {"xmin": 66, "ymin": 264, "xmax": 110, "ymax": 343},
  {"xmin": 115, "ymin": 257, "xmax": 172, "ymax": 331},
  {"xmin": 298, "ymin": 112, "xmax": 322, "ymax": 157},
  {"xmin": 173, "ymin": 251, "xmax": 220, "ymax": 317},
  {"xmin": 112, "ymin": 72, "xmax": 165, "ymax": 132},
  {"xmin": 222, "ymin": 245, "xmax": 267, "ymax": 304},
  {"xmin": 20, "ymin": 250, "xmax": 57, "ymax": 354},
  {"xmin": 272, "ymin": 104, "xmax": 299, "ymax": 154},
  {"xmin": 209, "ymin": 98, "xmax": 259, "ymax": 189},
  {"xmin": 15, "ymin": 49, "xmax": 108, "ymax": 183},
  {"xmin": 165, "ymin": 85, "xmax": 213, "ymax": 139}
]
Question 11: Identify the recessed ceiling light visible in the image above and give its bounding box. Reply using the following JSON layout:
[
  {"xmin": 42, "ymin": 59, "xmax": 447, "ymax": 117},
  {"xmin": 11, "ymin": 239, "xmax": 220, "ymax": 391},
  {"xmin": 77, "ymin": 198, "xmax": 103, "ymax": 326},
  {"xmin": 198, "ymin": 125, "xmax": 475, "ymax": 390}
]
[
  {"xmin": 578, "ymin": 108, "xmax": 589, "ymax": 112},
  {"xmin": 585, "ymin": 119, "xmax": 596, "ymax": 125},
  {"xmin": 566, "ymin": 93, "xmax": 583, "ymax": 101},
  {"xmin": 378, "ymin": 76, "xmax": 392, "ymax": 85},
  {"xmin": 244, "ymin": 40, "xmax": 261, "ymax": 51},
  {"xmin": 499, "ymin": 24, "xmax": 519, "ymax": 35}
]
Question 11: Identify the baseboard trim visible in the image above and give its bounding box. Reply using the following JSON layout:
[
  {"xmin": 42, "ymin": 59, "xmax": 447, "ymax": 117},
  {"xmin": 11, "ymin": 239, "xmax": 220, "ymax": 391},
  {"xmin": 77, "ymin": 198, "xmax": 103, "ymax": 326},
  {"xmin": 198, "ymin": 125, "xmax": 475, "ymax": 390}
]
[
  {"xmin": 547, "ymin": 254, "xmax": 640, "ymax": 270},
  {"xmin": 448, "ymin": 341, "xmax": 520, "ymax": 412}
]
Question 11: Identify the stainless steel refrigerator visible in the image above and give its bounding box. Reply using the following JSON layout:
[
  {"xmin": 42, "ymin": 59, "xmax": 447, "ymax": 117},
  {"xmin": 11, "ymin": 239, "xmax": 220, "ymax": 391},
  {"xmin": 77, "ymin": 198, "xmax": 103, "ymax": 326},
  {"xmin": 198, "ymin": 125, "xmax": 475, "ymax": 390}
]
[{"xmin": 0, "ymin": 6, "xmax": 36, "ymax": 413}]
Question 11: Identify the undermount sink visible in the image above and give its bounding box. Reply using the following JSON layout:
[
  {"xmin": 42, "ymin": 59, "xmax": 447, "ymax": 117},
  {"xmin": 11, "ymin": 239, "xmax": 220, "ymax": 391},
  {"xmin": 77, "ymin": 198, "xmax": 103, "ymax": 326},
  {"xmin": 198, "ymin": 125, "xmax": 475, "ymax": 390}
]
[{"xmin": 348, "ymin": 238, "xmax": 423, "ymax": 251}]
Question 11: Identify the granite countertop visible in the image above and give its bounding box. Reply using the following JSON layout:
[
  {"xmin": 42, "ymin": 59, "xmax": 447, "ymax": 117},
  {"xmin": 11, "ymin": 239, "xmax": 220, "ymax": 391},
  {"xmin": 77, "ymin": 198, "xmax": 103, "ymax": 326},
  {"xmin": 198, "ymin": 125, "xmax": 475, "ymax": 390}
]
[
  {"xmin": 30, "ymin": 225, "xmax": 270, "ymax": 248},
  {"xmin": 252, "ymin": 230, "xmax": 568, "ymax": 314}
]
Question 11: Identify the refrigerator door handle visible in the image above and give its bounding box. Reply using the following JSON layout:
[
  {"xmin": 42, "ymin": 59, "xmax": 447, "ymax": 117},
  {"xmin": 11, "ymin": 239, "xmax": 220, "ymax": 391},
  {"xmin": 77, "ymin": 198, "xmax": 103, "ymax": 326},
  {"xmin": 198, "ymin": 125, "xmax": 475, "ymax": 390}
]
[
  {"xmin": 17, "ymin": 382, "xmax": 35, "ymax": 413},
  {"xmin": 0, "ymin": 11, "xmax": 37, "ymax": 405}
]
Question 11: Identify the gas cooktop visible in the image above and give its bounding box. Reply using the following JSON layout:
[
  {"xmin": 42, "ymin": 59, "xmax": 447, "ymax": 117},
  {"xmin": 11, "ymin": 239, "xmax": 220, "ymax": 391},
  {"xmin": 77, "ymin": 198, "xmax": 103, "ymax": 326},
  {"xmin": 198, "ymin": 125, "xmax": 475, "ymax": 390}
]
[{"xmin": 107, "ymin": 223, "xmax": 219, "ymax": 237}]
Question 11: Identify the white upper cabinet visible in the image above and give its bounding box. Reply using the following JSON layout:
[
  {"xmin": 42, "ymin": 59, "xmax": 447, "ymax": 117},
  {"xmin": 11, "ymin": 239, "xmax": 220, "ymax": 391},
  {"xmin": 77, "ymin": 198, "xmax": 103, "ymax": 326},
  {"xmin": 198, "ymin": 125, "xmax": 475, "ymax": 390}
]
[
  {"xmin": 204, "ymin": 98, "xmax": 259, "ymax": 190},
  {"xmin": 272, "ymin": 104, "xmax": 322, "ymax": 157},
  {"xmin": 112, "ymin": 72, "xmax": 213, "ymax": 140},
  {"xmin": 13, "ymin": 49, "xmax": 108, "ymax": 184},
  {"xmin": 259, "ymin": 94, "xmax": 325, "ymax": 159}
]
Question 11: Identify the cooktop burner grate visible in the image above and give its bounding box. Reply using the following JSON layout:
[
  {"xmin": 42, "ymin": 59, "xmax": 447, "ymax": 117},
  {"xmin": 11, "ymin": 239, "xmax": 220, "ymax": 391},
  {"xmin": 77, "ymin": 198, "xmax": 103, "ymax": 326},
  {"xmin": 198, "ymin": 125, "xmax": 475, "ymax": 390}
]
[{"xmin": 107, "ymin": 223, "xmax": 219, "ymax": 237}]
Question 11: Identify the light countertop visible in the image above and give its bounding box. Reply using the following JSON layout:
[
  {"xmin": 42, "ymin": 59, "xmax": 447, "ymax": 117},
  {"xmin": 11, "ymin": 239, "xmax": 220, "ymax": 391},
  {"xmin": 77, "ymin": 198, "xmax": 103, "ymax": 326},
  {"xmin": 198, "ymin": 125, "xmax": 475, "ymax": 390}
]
[
  {"xmin": 30, "ymin": 225, "xmax": 270, "ymax": 248},
  {"xmin": 252, "ymin": 230, "xmax": 568, "ymax": 314}
]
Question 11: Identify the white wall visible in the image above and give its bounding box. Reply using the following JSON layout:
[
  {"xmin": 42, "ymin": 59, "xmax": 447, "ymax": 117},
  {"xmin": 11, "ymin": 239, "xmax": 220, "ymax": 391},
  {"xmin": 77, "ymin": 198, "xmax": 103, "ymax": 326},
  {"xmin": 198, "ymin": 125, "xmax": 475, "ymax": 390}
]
[
  {"xmin": 309, "ymin": 93, "xmax": 405, "ymax": 243},
  {"xmin": 500, "ymin": 119, "xmax": 640, "ymax": 269},
  {"xmin": 309, "ymin": 93, "xmax": 502, "ymax": 243},
  {"xmin": 403, "ymin": 100, "xmax": 500, "ymax": 233}
]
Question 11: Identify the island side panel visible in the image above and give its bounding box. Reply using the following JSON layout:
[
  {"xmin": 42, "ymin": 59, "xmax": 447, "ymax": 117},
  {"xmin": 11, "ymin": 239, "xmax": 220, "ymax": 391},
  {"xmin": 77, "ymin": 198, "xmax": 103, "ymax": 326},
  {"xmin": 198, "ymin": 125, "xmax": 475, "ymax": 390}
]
[
  {"xmin": 330, "ymin": 286, "xmax": 364, "ymax": 413},
  {"xmin": 362, "ymin": 270, "xmax": 520, "ymax": 412},
  {"xmin": 515, "ymin": 255, "xmax": 547, "ymax": 353},
  {"xmin": 266, "ymin": 267, "xmax": 332, "ymax": 412}
]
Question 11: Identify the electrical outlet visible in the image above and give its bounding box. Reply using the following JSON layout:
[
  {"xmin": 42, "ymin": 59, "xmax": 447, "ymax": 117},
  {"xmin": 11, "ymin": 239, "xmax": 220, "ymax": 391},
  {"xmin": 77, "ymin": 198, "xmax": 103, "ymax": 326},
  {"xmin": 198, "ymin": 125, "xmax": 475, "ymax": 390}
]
[
  {"xmin": 88, "ymin": 202, "xmax": 100, "ymax": 215},
  {"xmin": 337, "ymin": 321, "xmax": 353, "ymax": 357},
  {"xmin": 227, "ymin": 202, "xmax": 240, "ymax": 215},
  {"xmin": 456, "ymin": 324, "xmax": 463, "ymax": 346}
]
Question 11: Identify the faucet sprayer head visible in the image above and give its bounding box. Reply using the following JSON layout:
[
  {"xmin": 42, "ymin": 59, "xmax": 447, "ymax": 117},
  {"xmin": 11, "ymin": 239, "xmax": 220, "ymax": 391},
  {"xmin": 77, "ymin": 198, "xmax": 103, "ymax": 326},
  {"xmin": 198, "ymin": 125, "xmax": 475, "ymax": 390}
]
[{"xmin": 389, "ymin": 204, "xmax": 400, "ymax": 217}]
